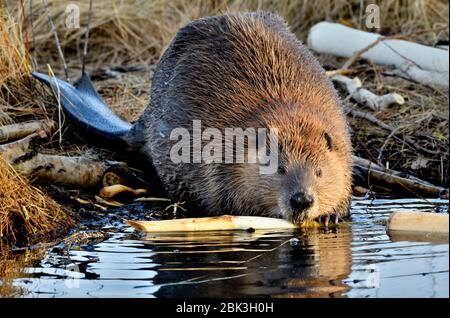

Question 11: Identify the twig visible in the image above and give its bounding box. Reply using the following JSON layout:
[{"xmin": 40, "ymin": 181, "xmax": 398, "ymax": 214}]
[
  {"xmin": 354, "ymin": 163, "xmax": 448, "ymax": 198},
  {"xmin": 381, "ymin": 41, "xmax": 422, "ymax": 69},
  {"xmin": 358, "ymin": 0, "xmax": 364, "ymax": 30},
  {"xmin": 28, "ymin": 0, "xmax": 36, "ymax": 52},
  {"xmin": 376, "ymin": 112, "xmax": 433, "ymax": 163},
  {"xmin": 82, "ymin": 0, "xmax": 93, "ymax": 75},
  {"xmin": 325, "ymin": 69, "xmax": 356, "ymax": 77},
  {"xmin": 332, "ymin": 75, "xmax": 404, "ymax": 111},
  {"xmin": 340, "ymin": 26, "xmax": 449, "ymax": 71},
  {"xmin": 46, "ymin": 65, "xmax": 65, "ymax": 146},
  {"xmin": 377, "ymin": 128, "xmax": 399, "ymax": 164},
  {"xmin": 341, "ymin": 36, "xmax": 387, "ymax": 70},
  {"xmin": 134, "ymin": 197, "xmax": 171, "ymax": 203},
  {"xmin": 348, "ymin": 109, "xmax": 440, "ymax": 155},
  {"xmin": 353, "ymin": 155, "xmax": 436, "ymax": 187},
  {"xmin": 28, "ymin": 0, "xmax": 37, "ymax": 66},
  {"xmin": 42, "ymin": 0, "xmax": 69, "ymax": 81},
  {"xmin": 19, "ymin": 0, "xmax": 30, "ymax": 63}
]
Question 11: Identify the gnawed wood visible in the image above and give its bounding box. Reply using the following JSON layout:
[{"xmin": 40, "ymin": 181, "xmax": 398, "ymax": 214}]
[
  {"xmin": 387, "ymin": 211, "xmax": 449, "ymax": 234},
  {"xmin": 308, "ymin": 22, "xmax": 449, "ymax": 73},
  {"xmin": 395, "ymin": 61, "xmax": 449, "ymax": 89},
  {"xmin": 0, "ymin": 127, "xmax": 129, "ymax": 188},
  {"xmin": 127, "ymin": 215, "xmax": 296, "ymax": 233},
  {"xmin": 331, "ymin": 75, "xmax": 404, "ymax": 111},
  {"xmin": 99, "ymin": 184, "xmax": 146, "ymax": 199},
  {"xmin": 95, "ymin": 195, "xmax": 124, "ymax": 207},
  {"xmin": 134, "ymin": 197, "xmax": 171, "ymax": 203}
]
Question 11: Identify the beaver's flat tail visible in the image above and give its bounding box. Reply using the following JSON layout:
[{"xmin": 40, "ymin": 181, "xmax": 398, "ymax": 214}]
[{"xmin": 32, "ymin": 72, "xmax": 132, "ymax": 140}]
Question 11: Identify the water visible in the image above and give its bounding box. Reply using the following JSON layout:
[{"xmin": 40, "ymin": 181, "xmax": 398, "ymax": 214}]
[{"xmin": 1, "ymin": 197, "xmax": 448, "ymax": 298}]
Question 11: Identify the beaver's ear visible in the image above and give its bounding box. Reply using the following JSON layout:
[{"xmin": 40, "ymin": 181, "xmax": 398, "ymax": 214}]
[{"xmin": 323, "ymin": 132, "xmax": 333, "ymax": 151}]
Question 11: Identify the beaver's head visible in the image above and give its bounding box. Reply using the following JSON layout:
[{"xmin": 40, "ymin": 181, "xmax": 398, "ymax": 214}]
[
  {"xmin": 276, "ymin": 130, "xmax": 351, "ymax": 223},
  {"xmin": 241, "ymin": 107, "xmax": 352, "ymax": 224}
]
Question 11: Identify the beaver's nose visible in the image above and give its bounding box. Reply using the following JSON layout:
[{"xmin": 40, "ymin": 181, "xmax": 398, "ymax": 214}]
[{"xmin": 290, "ymin": 192, "xmax": 314, "ymax": 212}]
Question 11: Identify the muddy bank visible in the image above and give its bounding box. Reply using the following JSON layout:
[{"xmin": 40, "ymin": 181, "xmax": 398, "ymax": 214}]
[{"xmin": 0, "ymin": 1, "xmax": 448, "ymax": 248}]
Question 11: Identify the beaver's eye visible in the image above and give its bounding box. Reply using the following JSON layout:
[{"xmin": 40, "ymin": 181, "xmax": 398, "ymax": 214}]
[
  {"xmin": 278, "ymin": 166, "xmax": 286, "ymax": 175},
  {"xmin": 315, "ymin": 168, "xmax": 322, "ymax": 177}
]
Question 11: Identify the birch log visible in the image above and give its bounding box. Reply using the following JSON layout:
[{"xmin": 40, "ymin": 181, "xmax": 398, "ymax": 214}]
[
  {"xmin": 0, "ymin": 119, "xmax": 55, "ymax": 142},
  {"xmin": 308, "ymin": 22, "xmax": 449, "ymax": 73},
  {"xmin": 12, "ymin": 154, "xmax": 128, "ymax": 187}
]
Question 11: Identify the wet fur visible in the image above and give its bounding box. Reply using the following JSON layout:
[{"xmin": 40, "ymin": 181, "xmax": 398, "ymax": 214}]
[{"xmin": 128, "ymin": 12, "xmax": 353, "ymax": 222}]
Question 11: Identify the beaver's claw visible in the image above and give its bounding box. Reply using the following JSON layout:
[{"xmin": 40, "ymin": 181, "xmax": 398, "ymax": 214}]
[{"xmin": 319, "ymin": 213, "xmax": 340, "ymax": 228}]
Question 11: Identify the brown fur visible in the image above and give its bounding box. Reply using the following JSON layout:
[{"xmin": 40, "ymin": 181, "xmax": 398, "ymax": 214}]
[{"xmin": 129, "ymin": 12, "xmax": 353, "ymax": 223}]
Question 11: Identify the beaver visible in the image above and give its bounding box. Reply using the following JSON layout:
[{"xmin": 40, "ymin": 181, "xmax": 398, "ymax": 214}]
[{"xmin": 33, "ymin": 12, "xmax": 353, "ymax": 224}]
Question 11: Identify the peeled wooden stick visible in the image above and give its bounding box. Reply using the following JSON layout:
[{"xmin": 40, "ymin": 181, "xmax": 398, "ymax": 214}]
[
  {"xmin": 388, "ymin": 211, "xmax": 449, "ymax": 234},
  {"xmin": 308, "ymin": 22, "xmax": 449, "ymax": 73},
  {"xmin": 127, "ymin": 215, "xmax": 296, "ymax": 233},
  {"xmin": 394, "ymin": 61, "xmax": 449, "ymax": 89},
  {"xmin": 0, "ymin": 119, "xmax": 55, "ymax": 142},
  {"xmin": 331, "ymin": 75, "xmax": 404, "ymax": 111}
]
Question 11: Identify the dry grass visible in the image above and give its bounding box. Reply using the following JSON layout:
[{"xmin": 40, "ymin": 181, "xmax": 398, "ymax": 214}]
[
  {"xmin": 0, "ymin": 4, "xmax": 52, "ymax": 127},
  {"xmin": 0, "ymin": 7, "xmax": 71, "ymax": 247},
  {"xmin": 3, "ymin": 0, "xmax": 447, "ymax": 121},
  {"xmin": 20, "ymin": 0, "xmax": 450, "ymax": 73},
  {"xmin": 1, "ymin": 0, "xmax": 446, "ymax": 116},
  {"xmin": 0, "ymin": 0, "xmax": 448, "ymax": 247},
  {"xmin": 0, "ymin": 156, "xmax": 72, "ymax": 246}
]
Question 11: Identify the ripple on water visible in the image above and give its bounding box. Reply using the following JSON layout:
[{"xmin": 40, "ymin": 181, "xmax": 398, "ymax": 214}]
[{"xmin": 3, "ymin": 197, "xmax": 449, "ymax": 298}]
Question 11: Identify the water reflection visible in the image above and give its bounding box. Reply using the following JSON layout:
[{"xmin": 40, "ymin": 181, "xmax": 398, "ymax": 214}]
[
  {"xmin": 0, "ymin": 248, "xmax": 44, "ymax": 297},
  {"xmin": 145, "ymin": 228, "xmax": 352, "ymax": 297},
  {"xmin": 0, "ymin": 197, "xmax": 448, "ymax": 298}
]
